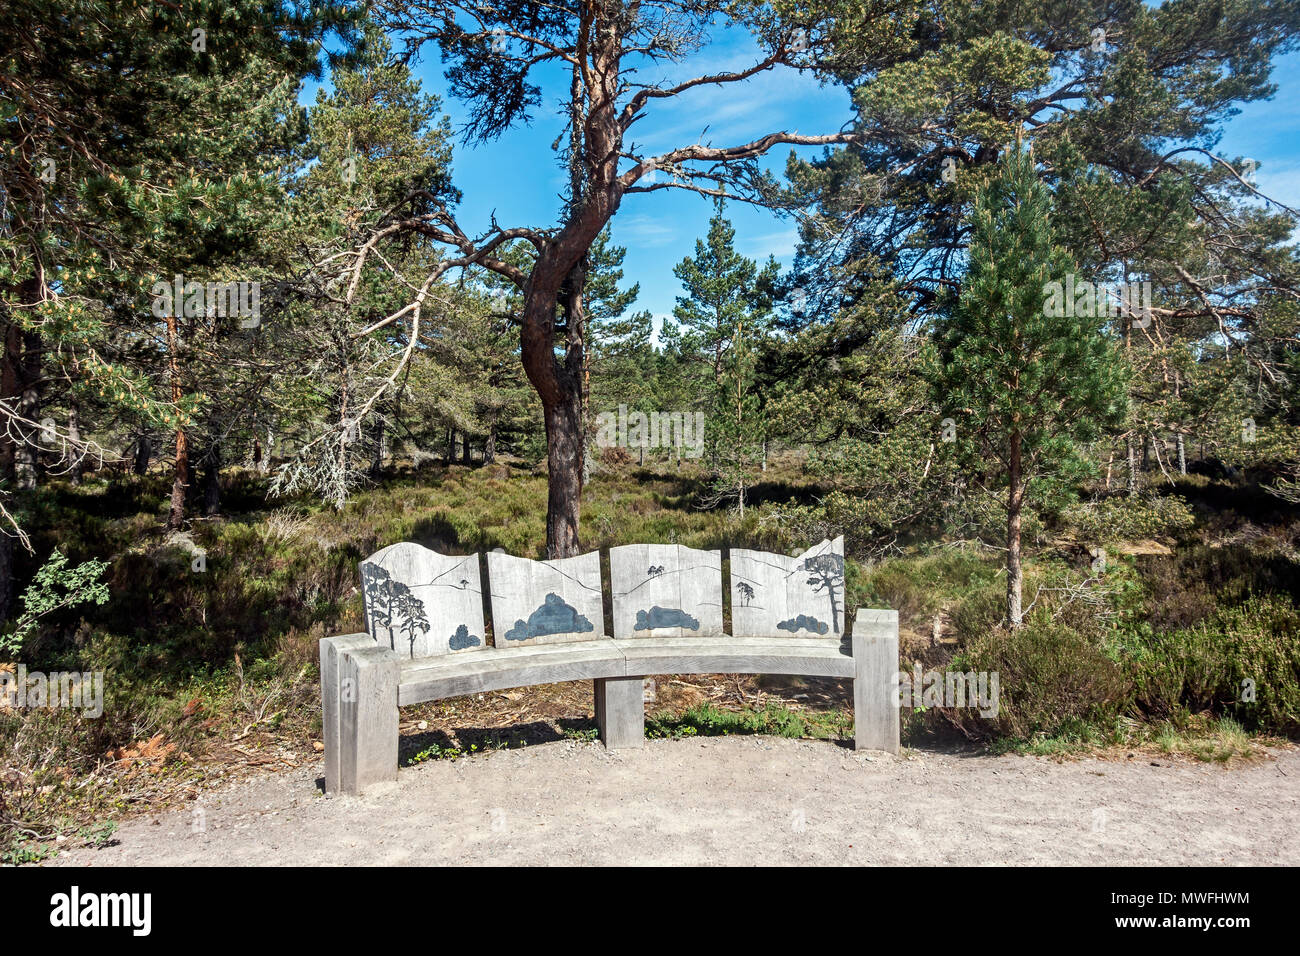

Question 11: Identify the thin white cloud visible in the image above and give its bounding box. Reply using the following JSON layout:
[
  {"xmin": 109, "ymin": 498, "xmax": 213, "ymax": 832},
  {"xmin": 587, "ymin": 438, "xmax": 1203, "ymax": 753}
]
[
  {"xmin": 739, "ymin": 227, "xmax": 800, "ymax": 259},
  {"xmin": 616, "ymin": 214, "xmax": 679, "ymax": 247},
  {"xmin": 1254, "ymin": 162, "xmax": 1300, "ymax": 210},
  {"xmin": 624, "ymin": 35, "xmax": 850, "ymax": 155},
  {"xmin": 629, "ymin": 68, "xmax": 847, "ymax": 154}
]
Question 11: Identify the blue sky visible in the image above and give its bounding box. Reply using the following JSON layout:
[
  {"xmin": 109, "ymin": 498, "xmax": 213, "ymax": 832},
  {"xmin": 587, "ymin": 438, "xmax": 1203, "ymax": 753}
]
[
  {"xmin": 325, "ymin": 26, "xmax": 1300, "ymax": 332},
  {"xmin": 405, "ymin": 25, "xmax": 851, "ymax": 328}
]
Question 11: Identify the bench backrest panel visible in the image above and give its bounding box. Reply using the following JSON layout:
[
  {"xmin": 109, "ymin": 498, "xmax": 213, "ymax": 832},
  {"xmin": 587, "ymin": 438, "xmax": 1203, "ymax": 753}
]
[
  {"xmin": 360, "ymin": 543, "xmax": 485, "ymax": 659},
  {"xmin": 486, "ymin": 550, "xmax": 604, "ymax": 646},
  {"xmin": 730, "ymin": 536, "xmax": 845, "ymax": 638},
  {"xmin": 608, "ymin": 544, "xmax": 724, "ymax": 639}
]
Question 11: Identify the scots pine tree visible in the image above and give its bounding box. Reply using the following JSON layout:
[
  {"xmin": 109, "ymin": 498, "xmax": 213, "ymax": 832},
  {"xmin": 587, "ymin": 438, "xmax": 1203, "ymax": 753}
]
[
  {"xmin": 582, "ymin": 228, "xmax": 642, "ymax": 471},
  {"xmin": 358, "ymin": 2, "xmax": 884, "ymax": 556},
  {"xmin": 936, "ymin": 145, "xmax": 1126, "ymax": 628},
  {"xmin": 665, "ymin": 200, "xmax": 779, "ymax": 390},
  {"xmin": 273, "ymin": 25, "xmax": 458, "ymax": 506},
  {"xmin": 664, "ymin": 200, "xmax": 778, "ymax": 510}
]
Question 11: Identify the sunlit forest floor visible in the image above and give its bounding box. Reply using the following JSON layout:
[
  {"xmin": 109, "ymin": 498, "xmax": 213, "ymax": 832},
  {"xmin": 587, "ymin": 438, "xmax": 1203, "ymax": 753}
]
[{"xmin": 2, "ymin": 454, "xmax": 1297, "ymax": 862}]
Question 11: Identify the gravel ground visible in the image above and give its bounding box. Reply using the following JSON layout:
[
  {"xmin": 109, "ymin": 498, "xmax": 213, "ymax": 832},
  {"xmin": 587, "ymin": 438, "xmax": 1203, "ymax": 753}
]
[{"xmin": 49, "ymin": 737, "xmax": 1300, "ymax": 866}]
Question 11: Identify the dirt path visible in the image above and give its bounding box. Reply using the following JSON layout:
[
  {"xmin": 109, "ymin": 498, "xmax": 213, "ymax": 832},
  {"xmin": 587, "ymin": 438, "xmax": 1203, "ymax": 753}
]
[{"xmin": 49, "ymin": 737, "xmax": 1299, "ymax": 866}]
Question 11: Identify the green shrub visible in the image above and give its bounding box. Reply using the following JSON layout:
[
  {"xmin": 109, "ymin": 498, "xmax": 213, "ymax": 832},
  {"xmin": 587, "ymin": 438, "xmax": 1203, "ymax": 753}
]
[
  {"xmin": 953, "ymin": 617, "xmax": 1132, "ymax": 742},
  {"xmin": 1060, "ymin": 494, "xmax": 1196, "ymax": 544},
  {"xmin": 645, "ymin": 701, "xmax": 849, "ymax": 740},
  {"xmin": 1126, "ymin": 594, "xmax": 1300, "ymax": 733},
  {"xmin": 858, "ymin": 549, "xmax": 1000, "ymax": 625},
  {"xmin": 1136, "ymin": 544, "xmax": 1300, "ymax": 631},
  {"xmin": 1, "ymin": 550, "xmax": 110, "ymax": 657}
]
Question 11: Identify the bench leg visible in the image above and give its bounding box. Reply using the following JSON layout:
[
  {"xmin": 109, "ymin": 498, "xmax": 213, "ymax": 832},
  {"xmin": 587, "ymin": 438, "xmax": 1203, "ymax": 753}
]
[
  {"xmin": 320, "ymin": 634, "xmax": 376, "ymax": 794},
  {"xmin": 852, "ymin": 609, "xmax": 900, "ymax": 753},
  {"xmin": 594, "ymin": 676, "xmax": 645, "ymax": 749},
  {"xmin": 337, "ymin": 643, "xmax": 401, "ymax": 794}
]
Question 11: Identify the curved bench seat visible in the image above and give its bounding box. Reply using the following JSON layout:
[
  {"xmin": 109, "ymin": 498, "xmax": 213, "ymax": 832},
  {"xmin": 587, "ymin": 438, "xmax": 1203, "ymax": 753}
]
[
  {"xmin": 619, "ymin": 635, "xmax": 854, "ymax": 679},
  {"xmin": 398, "ymin": 639, "xmax": 626, "ymax": 705},
  {"xmin": 395, "ymin": 636, "xmax": 854, "ymax": 706}
]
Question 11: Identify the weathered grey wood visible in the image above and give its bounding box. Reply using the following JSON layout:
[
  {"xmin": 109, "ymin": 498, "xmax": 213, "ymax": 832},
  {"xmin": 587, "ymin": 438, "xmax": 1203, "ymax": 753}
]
[
  {"xmin": 398, "ymin": 639, "xmax": 625, "ymax": 704},
  {"xmin": 319, "ymin": 632, "xmax": 374, "ymax": 794},
  {"xmin": 609, "ymin": 543, "xmax": 724, "ymax": 639},
  {"xmin": 360, "ymin": 542, "xmax": 484, "ymax": 660},
  {"xmin": 592, "ymin": 677, "xmax": 606, "ymax": 735},
  {"xmin": 852, "ymin": 609, "xmax": 900, "ymax": 753},
  {"xmin": 396, "ymin": 635, "xmax": 855, "ymax": 706},
  {"xmin": 731, "ymin": 537, "xmax": 846, "ymax": 638},
  {"xmin": 324, "ymin": 538, "xmax": 900, "ymax": 781},
  {"xmin": 620, "ymin": 635, "xmax": 854, "ymax": 678},
  {"xmin": 487, "ymin": 549, "xmax": 604, "ymax": 646},
  {"xmin": 338, "ymin": 643, "xmax": 401, "ymax": 794},
  {"xmin": 595, "ymin": 676, "xmax": 645, "ymax": 749}
]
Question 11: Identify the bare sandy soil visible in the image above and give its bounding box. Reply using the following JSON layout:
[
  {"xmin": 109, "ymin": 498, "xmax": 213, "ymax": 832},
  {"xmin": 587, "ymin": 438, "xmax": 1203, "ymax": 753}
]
[{"xmin": 49, "ymin": 737, "xmax": 1299, "ymax": 866}]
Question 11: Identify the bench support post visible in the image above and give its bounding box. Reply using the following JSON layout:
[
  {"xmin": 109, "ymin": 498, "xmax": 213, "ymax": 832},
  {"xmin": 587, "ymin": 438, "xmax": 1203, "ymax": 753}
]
[
  {"xmin": 594, "ymin": 676, "xmax": 644, "ymax": 749},
  {"xmin": 321, "ymin": 635, "xmax": 401, "ymax": 794},
  {"xmin": 320, "ymin": 634, "xmax": 375, "ymax": 794},
  {"xmin": 852, "ymin": 609, "xmax": 900, "ymax": 753}
]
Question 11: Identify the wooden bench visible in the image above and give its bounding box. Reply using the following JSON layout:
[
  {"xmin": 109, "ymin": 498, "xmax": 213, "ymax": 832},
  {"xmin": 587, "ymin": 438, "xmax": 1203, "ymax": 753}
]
[{"xmin": 320, "ymin": 538, "xmax": 899, "ymax": 794}]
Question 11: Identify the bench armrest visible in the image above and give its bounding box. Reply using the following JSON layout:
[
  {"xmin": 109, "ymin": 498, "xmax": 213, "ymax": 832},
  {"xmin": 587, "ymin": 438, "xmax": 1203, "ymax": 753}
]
[
  {"xmin": 320, "ymin": 634, "xmax": 401, "ymax": 794},
  {"xmin": 852, "ymin": 609, "xmax": 900, "ymax": 753}
]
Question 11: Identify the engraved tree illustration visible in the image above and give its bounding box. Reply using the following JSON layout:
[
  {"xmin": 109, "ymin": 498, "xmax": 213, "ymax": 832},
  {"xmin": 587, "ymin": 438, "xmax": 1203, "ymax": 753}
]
[
  {"xmin": 391, "ymin": 581, "xmax": 431, "ymax": 658},
  {"xmin": 360, "ymin": 564, "xmax": 395, "ymax": 642},
  {"xmin": 737, "ymin": 581, "xmax": 755, "ymax": 607},
  {"xmin": 803, "ymin": 553, "xmax": 844, "ymax": 633}
]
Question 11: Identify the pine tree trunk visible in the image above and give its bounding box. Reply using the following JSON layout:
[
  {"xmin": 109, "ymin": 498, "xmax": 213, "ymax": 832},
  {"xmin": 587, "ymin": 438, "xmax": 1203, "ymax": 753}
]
[
  {"xmin": 542, "ymin": 392, "xmax": 582, "ymax": 558},
  {"xmin": 511, "ymin": 47, "xmax": 627, "ymax": 557},
  {"xmin": 581, "ymin": 305, "xmax": 594, "ymax": 486},
  {"xmin": 169, "ymin": 429, "xmax": 189, "ymax": 529},
  {"xmin": 1176, "ymin": 434, "xmax": 1187, "ymax": 476},
  {"xmin": 168, "ymin": 430, "xmax": 189, "ymax": 529},
  {"xmin": 1006, "ymin": 431, "xmax": 1025, "ymax": 628},
  {"xmin": 484, "ymin": 422, "xmax": 497, "ymax": 464},
  {"xmin": 461, "ymin": 432, "xmax": 472, "ymax": 467},
  {"xmin": 1126, "ymin": 435, "xmax": 1138, "ymax": 498},
  {"xmin": 15, "ymin": 330, "xmax": 40, "ymax": 490},
  {"xmin": 67, "ymin": 404, "xmax": 82, "ymax": 485},
  {"xmin": 202, "ymin": 443, "xmax": 221, "ymax": 516},
  {"xmin": 520, "ymin": 262, "xmax": 590, "ymax": 560},
  {"xmin": 134, "ymin": 434, "xmax": 151, "ymax": 475},
  {"xmin": 369, "ymin": 419, "xmax": 384, "ymax": 477},
  {"xmin": 164, "ymin": 312, "xmax": 187, "ymax": 530}
]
